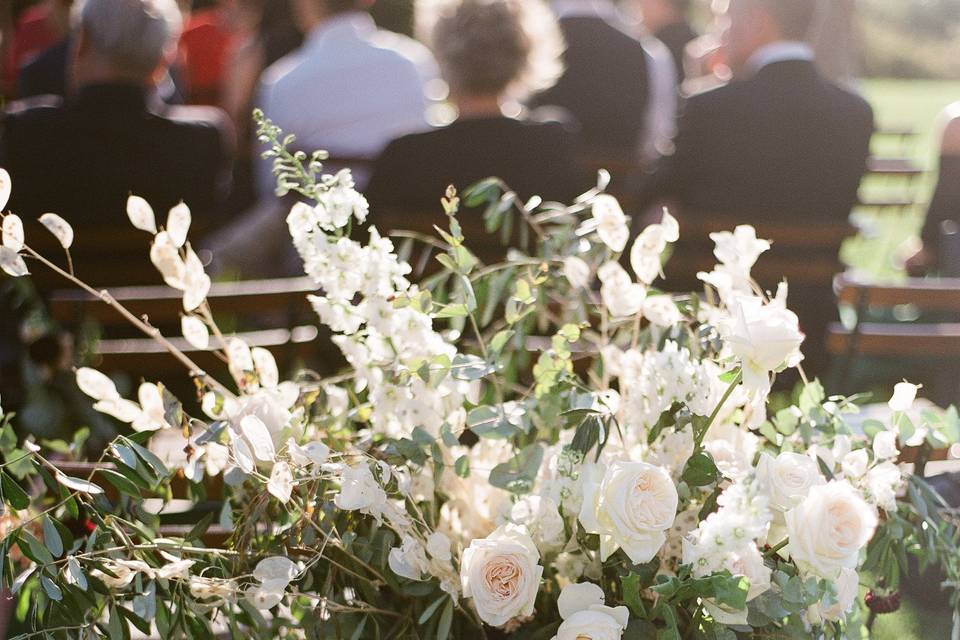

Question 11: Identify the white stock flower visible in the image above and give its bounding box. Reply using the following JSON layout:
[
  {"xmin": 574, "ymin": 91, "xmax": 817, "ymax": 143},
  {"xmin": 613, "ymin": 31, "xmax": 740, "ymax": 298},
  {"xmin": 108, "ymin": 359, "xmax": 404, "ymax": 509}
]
[
  {"xmin": 598, "ymin": 262, "xmax": 646, "ymax": 318},
  {"xmin": 554, "ymin": 582, "xmax": 628, "ymax": 640},
  {"xmin": 461, "ymin": 525, "xmax": 543, "ymax": 628},
  {"xmin": 591, "ymin": 195, "xmax": 629, "ymax": 252},
  {"xmin": 873, "ymin": 430, "xmax": 899, "ymax": 460},
  {"xmin": 579, "ymin": 461, "xmax": 678, "ymax": 564},
  {"xmin": 786, "ymin": 481, "xmax": 878, "ymax": 578},
  {"xmin": 889, "ymin": 382, "xmax": 920, "ymax": 412},
  {"xmin": 865, "ymin": 462, "xmax": 902, "ymax": 512}
]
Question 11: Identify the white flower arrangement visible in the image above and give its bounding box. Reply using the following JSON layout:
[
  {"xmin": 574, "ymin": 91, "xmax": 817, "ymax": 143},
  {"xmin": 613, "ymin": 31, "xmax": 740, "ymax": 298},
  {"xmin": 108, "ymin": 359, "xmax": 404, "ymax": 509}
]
[{"xmin": 0, "ymin": 111, "xmax": 957, "ymax": 640}]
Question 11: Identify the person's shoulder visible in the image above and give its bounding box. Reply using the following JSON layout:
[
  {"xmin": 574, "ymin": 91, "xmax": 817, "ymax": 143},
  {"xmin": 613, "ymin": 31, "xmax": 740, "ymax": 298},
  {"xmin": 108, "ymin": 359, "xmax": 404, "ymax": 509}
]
[
  {"xmin": 157, "ymin": 105, "xmax": 232, "ymax": 146},
  {"xmin": 820, "ymin": 79, "xmax": 874, "ymax": 126},
  {"xmin": 368, "ymin": 29, "xmax": 436, "ymax": 69},
  {"xmin": 939, "ymin": 103, "xmax": 960, "ymax": 155},
  {"xmin": 257, "ymin": 48, "xmax": 307, "ymax": 91},
  {"xmin": 684, "ymin": 78, "xmax": 741, "ymax": 110}
]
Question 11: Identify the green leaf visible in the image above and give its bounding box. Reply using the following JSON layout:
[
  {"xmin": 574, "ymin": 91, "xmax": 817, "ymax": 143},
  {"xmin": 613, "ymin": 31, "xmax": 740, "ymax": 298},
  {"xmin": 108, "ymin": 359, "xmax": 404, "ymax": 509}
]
[
  {"xmin": 1, "ymin": 471, "xmax": 29, "ymax": 510},
  {"xmin": 454, "ymin": 455, "xmax": 470, "ymax": 478},
  {"xmin": 681, "ymin": 452, "xmax": 720, "ymax": 487},
  {"xmin": 489, "ymin": 444, "xmax": 544, "ymax": 495},
  {"xmin": 437, "ymin": 599, "xmax": 454, "ymax": 639},
  {"xmin": 100, "ymin": 469, "xmax": 142, "ymax": 497},
  {"xmin": 185, "ymin": 512, "xmax": 214, "ymax": 543},
  {"xmin": 418, "ymin": 594, "xmax": 447, "ymax": 625},
  {"xmin": 621, "ymin": 573, "xmax": 646, "ymax": 617},
  {"xmin": 42, "ymin": 517, "xmax": 63, "ymax": 558},
  {"xmin": 799, "ymin": 380, "xmax": 825, "ymax": 414},
  {"xmin": 40, "ymin": 573, "xmax": 62, "ymax": 601},
  {"xmin": 434, "ymin": 303, "xmax": 469, "ymax": 319},
  {"xmin": 451, "ymin": 354, "xmax": 495, "ymax": 381},
  {"xmin": 18, "ymin": 530, "xmax": 53, "ymax": 565},
  {"xmin": 490, "ymin": 329, "xmax": 515, "ymax": 354},
  {"xmin": 711, "ymin": 575, "xmax": 749, "ymax": 610},
  {"xmin": 112, "ymin": 444, "xmax": 138, "ymax": 469}
]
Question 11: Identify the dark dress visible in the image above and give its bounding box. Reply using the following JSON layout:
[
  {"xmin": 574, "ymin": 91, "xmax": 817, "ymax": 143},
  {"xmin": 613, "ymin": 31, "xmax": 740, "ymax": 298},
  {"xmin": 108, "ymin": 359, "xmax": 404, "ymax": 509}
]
[
  {"xmin": 365, "ymin": 116, "xmax": 587, "ymax": 210},
  {"xmin": 655, "ymin": 21, "xmax": 698, "ymax": 84},
  {"xmin": 920, "ymin": 155, "xmax": 960, "ymax": 272},
  {"xmin": 529, "ymin": 15, "xmax": 651, "ymax": 155}
]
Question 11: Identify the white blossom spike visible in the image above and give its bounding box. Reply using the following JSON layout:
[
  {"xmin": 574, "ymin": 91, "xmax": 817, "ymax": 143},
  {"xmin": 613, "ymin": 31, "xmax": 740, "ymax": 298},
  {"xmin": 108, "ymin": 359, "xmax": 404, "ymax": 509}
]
[
  {"xmin": 38, "ymin": 213, "xmax": 73, "ymax": 249},
  {"xmin": 166, "ymin": 202, "xmax": 192, "ymax": 248},
  {"xmin": 3, "ymin": 214, "xmax": 24, "ymax": 251},
  {"xmin": 126, "ymin": 195, "xmax": 157, "ymax": 234}
]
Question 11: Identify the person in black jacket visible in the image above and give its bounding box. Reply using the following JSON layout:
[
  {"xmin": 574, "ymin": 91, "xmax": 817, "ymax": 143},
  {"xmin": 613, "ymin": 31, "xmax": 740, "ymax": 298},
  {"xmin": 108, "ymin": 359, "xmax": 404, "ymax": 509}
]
[
  {"xmin": 1, "ymin": 0, "xmax": 233, "ymax": 234},
  {"xmin": 636, "ymin": 0, "xmax": 698, "ymax": 83},
  {"xmin": 637, "ymin": 0, "xmax": 874, "ymax": 377},
  {"xmin": 365, "ymin": 0, "xmax": 586, "ymax": 211},
  {"xmin": 529, "ymin": 0, "xmax": 655, "ymax": 156}
]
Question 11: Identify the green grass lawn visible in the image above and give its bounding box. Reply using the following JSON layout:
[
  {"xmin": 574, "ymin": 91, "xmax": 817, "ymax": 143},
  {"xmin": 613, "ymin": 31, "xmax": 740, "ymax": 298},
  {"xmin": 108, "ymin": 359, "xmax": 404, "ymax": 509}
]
[{"xmin": 843, "ymin": 79, "xmax": 960, "ymax": 281}]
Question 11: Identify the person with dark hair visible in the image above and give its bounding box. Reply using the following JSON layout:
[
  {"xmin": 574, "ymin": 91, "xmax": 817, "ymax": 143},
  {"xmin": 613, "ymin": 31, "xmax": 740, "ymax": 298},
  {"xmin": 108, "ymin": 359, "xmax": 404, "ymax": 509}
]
[
  {"xmin": 255, "ymin": 0, "xmax": 437, "ymax": 193},
  {"xmin": 1, "ymin": 0, "xmax": 234, "ymax": 233},
  {"xmin": 365, "ymin": 0, "xmax": 586, "ymax": 210},
  {"xmin": 530, "ymin": 0, "xmax": 676, "ymax": 158},
  {"xmin": 636, "ymin": 0, "xmax": 874, "ymax": 376},
  {"xmin": 635, "ymin": 0, "xmax": 698, "ymax": 83}
]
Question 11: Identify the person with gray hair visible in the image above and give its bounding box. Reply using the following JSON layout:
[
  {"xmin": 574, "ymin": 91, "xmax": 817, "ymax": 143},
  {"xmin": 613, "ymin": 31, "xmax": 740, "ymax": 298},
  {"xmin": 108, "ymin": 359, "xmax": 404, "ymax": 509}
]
[
  {"xmin": 0, "ymin": 0, "xmax": 234, "ymax": 257},
  {"xmin": 635, "ymin": 0, "xmax": 874, "ymax": 376},
  {"xmin": 365, "ymin": 0, "xmax": 586, "ymax": 211}
]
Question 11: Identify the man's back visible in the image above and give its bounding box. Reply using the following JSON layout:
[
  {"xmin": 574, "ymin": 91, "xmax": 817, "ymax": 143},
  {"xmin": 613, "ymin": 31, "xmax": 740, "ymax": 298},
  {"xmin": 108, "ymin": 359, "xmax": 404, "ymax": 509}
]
[
  {"xmin": 647, "ymin": 60, "xmax": 873, "ymax": 221},
  {"xmin": 1, "ymin": 84, "xmax": 231, "ymax": 234},
  {"xmin": 256, "ymin": 12, "xmax": 437, "ymax": 193},
  {"xmin": 531, "ymin": 16, "xmax": 650, "ymax": 155}
]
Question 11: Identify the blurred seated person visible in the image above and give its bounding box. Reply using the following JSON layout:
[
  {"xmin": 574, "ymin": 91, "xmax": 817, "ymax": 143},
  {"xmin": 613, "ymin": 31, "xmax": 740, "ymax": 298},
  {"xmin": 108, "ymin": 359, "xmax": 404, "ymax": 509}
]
[
  {"xmin": 636, "ymin": 0, "xmax": 698, "ymax": 83},
  {"xmin": 907, "ymin": 103, "xmax": 960, "ymax": 276},
  {"xmin": 530, "ymin": 0, "xmax": 675, "ymax": 158},
  {"xmin": 636, "ymin": 0, "xmax": 873, "ymax": 375},
  {"xmin": 3, "ymin": 0, "xmax": 62, "ymax": 94},
  {"xmin": 16, "ymin": 0, "xmax": 73, "ymax": 98},
  {"xmin": 1, "ymin": 0, "xmax": 233, "ymax": 238},
  {"xmin": 365, "ymin": 0, "xmax": 586, "ymax": 211},
  {"xmin": 256, "ymin": 0, "xmax": 438, "ymax": 194}
]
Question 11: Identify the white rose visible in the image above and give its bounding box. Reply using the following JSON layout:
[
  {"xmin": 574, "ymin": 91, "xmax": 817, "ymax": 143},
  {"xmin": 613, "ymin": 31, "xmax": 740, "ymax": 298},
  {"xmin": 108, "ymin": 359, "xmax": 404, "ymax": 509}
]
[
  {"xmin": 461, "ymin": 525, "xmax": 543, "ymax": 628},
  {"xmin": 819, "ymin": 568, "xmax": 860, "ymax": 622},
  {"xmin": 841, "ymin": 449, "xmax": 869, "ymax": 480},
  {"xmin": 592, "ymin": 195, "xmax": 629, "ymax": 252},
  {"xmin": 786, "ymin": 481, "xmax": 878, "ymax": 578},
  {"xmin": 888, "ymin": 382, "xmax": 920, "ymax": 412},
  {"xmin": 873, "ymin": 430, "xmax": 899, "ymax": 461},
  {"xmin": 756, "ymin": 452, "xmax": 825, "ymax": 513},
  {"xmin": 720, "ymin": 295, "xmax": 804, "ymax": 393},
  {"xmin": 563, "ymin": 256, "xmax": 592, "ymax": 290},
  {"xmin": 865, "ymin": 462, "xmax": 902, "ymax": 512},
  {"xmin": 579, "ymin": 461, "xmax": 678, "ymax": 564},
  {"xmin": 554, "ymin": 582, "xmax": 628, "ymax": 640}
]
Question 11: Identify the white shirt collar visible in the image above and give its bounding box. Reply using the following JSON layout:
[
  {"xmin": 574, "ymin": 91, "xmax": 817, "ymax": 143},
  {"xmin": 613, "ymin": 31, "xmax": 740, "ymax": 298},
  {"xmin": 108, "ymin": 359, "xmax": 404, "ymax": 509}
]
[
  {"xmin": 304, "ymin": 11, "xmax": 377, "ymax": 49},
  {"xmin": 746, "ymin": 41, "xmax": 815, "ymax": 74},
  {"xmin": 551, "ymin": 0, "xmax": 620, "ymax": 21}
]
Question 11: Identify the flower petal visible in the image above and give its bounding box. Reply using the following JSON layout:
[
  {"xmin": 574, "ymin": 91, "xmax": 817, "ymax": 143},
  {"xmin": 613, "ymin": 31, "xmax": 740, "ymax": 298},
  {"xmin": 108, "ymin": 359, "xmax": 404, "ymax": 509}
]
[
  {"xmin": 166, "ymin": 203, "xmax": 192, "ymax": 248},
  {"xmin": 38, "ymin": 213, "xmax": 74, "ymax": 249},
  {"xmin": 126, "ymin": 195, "xmax": 157, "ymax": 234},
  {"xmin": 3, "ymin": 214, "xmax": 24, "ymax": 251},
  {"xmin": 181, "ymin": 315, "xmax": 210, "ymax": 350},
  {"xmin": 0, "ymin": 169, "xmax": 11, "ymax": 212},
  {"xmin": 239, "ymin": 415, "xmax": 276, "ymax": 462},
  {"xmin": 76, "ymin": 368, "xmax": 120, "ymax": 401},
  {"xmin": 0, "ymin": 246, "xmax": 28, "ymax": 277}
]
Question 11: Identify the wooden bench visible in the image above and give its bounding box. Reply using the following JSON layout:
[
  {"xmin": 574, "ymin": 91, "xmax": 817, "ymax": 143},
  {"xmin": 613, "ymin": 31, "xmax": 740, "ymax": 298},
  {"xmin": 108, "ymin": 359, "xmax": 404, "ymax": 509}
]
[
  {"xmin": 48, "ymin": 276, "xmax": 335, "ymax": 383},
  {"xmin": 828, "ymin": 275, "xmax": 960, "ymax": 397},
  {"xmin": 866, "ymin": 156, "xmax": 926, "ymax": 181}
]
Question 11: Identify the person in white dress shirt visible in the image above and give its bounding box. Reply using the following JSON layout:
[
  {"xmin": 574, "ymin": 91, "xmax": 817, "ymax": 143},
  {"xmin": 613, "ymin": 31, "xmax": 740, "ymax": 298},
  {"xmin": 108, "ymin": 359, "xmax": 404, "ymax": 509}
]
[{"xmin": 255, "ymin": 0, "xmax": 439, "ymax": 195}]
